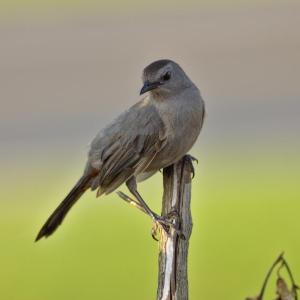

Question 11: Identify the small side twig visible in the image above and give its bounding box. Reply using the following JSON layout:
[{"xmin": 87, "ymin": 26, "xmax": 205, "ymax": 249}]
[
  {"xmin": 246, "ymin": 252, "xmax": 298, "ymax": 300},
  {"xmin": 257, "ymin": 252, "xmax": 285, "ymax": 300},
  {"xmin": 280, "ymin": 259, "xmax": 299, "ymax": 300}
]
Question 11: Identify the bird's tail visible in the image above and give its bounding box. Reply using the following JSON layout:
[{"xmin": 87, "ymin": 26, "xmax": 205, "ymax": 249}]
[{"xmin": 35, "ymin": 175, "xmax": 91, "ymax": 241}]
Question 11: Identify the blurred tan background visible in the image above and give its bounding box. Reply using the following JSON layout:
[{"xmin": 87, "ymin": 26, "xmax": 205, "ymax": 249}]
[{"xmin": 1, "ymin": 1, "xmax": 300, "ymax": 299}]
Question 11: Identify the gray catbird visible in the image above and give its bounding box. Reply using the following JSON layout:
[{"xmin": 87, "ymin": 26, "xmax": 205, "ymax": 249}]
[{"xmin": 36, "ymin": 59, "xmax": 205, "ymax": 241}]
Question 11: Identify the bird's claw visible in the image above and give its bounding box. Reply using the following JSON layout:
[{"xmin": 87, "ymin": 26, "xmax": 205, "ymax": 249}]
[
  {"xmin": 151, "ymin": 212, "xmax": 185, "ymax": 241},
  {"xmin": 184, "ymin": 154, "xmax": 198, "ymax": 178}
]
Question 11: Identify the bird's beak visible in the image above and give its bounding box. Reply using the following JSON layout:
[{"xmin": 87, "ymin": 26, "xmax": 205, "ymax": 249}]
[{"xmin": 140, "ymin": 81, "xmax": 162, "ymax": 95}]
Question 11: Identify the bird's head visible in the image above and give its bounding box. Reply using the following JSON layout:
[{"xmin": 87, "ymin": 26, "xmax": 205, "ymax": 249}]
[{"xmin": 140, "ymin": 59, "xmax": 192, "ymax": 97}]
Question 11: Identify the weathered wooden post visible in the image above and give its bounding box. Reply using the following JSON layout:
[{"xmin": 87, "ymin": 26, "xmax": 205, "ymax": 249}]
[
  {"xmin": 157, "ymin": 155, "xmax": 194, "ymax": 300},
  {"xmin": 117, "ymin": 155, "xmax": 195, "ymax": 300}
]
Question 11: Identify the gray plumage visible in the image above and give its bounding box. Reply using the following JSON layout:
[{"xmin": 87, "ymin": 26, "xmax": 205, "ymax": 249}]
[{"xmin": 36, "ymin": 59, "xmax": 205, "ymax": 241}]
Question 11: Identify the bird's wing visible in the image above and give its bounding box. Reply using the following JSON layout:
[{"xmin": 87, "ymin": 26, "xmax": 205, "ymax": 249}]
[{"xmin": 86, "ymin": 99, "xmax": 167, "ymax": 196}]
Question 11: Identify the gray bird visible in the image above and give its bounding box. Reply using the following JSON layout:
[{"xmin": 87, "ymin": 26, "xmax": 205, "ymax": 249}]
[{"xmin": 36, "ymin": 59, "xmax": 205, "ymax": 241}]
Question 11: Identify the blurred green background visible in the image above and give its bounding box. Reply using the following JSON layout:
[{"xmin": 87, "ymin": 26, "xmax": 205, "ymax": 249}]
[{"xmin": 1, "ymin": 0, "xmax": 300, "ymax": 299}]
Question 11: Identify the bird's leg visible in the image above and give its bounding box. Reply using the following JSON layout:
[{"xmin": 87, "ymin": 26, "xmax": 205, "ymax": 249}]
[
  {"xmin": 116, "ymin": 191, "xmax": 147, "ymax": 215},
  {"xmin": 125, "ymin": 177, "xmax": 176, "ymax": 234},
  {"xmin": 117, "ymin": 191, "xmax": 169, "ymax": 223},
  {"xmin": 116, "ymin": 190, "xmax": 176, "ymax": 240}
]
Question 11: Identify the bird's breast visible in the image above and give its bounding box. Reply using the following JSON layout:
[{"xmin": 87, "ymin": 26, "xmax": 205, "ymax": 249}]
[{"xmin": 146, "ymin": 95, "xmax": 204, "ymax": 171}]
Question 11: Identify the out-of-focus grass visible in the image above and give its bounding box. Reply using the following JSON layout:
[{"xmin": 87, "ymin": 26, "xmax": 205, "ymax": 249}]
[{"xmin": 1, "ymin": 148, "xmax": 299, "ymax": 299}]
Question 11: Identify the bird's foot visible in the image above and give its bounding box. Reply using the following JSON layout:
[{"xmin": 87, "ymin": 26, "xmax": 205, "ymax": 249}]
[
  {"xmin": 184, "ymin": 154, "xmax": 198, "ymax": 178},
  {"xmin": 151, "ymin": 211, "xmax": 185, "ymax": 241}
]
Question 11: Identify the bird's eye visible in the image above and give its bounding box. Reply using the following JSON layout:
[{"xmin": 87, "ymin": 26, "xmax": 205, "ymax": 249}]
[{"xmin": 162, "ymin": 72, "xmax": 171, "ymax": 81}]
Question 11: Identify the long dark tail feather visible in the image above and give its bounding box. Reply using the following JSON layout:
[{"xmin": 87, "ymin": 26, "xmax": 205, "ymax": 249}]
[{"xmin": 35, "ymin": 176, "xmax": 90, "ymax": 242}]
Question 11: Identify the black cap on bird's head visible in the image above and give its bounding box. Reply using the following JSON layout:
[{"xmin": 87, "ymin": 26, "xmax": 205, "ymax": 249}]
[{"xmin": 140, "ymin": 59, "xmax": 192, "ymax": 96}]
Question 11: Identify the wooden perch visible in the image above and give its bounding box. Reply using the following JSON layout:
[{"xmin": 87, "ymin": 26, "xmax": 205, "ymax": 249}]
[
  {"xmin": 116, "ymin": 155, "xmax": 195, "ymax": 300},
  {"xmin": 157, "ymin": 155, "xmax": 195, "ymax": 300}
]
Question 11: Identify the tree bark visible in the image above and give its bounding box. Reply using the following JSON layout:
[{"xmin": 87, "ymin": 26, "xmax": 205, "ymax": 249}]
[{"xmin": 157, "ymin": 156, "xmax": 194, "ymax": 300}]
